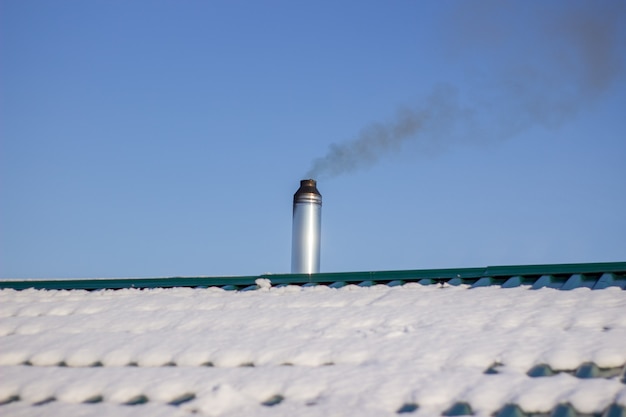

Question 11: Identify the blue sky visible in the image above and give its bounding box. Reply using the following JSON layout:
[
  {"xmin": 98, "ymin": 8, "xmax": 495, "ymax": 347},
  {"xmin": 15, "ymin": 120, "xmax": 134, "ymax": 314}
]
[{"xmin": 1, "ymin": 1, "xmax": 625, "ymax": 278}]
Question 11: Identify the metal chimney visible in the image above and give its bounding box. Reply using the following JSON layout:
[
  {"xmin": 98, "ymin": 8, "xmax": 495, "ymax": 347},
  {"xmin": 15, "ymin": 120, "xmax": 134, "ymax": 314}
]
[{"xmin": 291, "ymin": 179, "xmax": 322, "ymax": 274}]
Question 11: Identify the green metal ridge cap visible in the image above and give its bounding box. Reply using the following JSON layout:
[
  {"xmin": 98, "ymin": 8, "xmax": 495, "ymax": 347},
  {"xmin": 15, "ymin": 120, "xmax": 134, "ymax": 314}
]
[
  {"xmin": 0, "ymin": 275, "xmax": 261, "ymax": 291},
  {"xmin": 261, "ymin": 267, "xmax": 487, "ymax": 284},
  {"xmin": 266, "ymin": 262, "xmax": 626, "ymax": 284},
  {"xmin": 1, "ymin": 261, "xmax": 624, "ymax": 291},
  {"xmin": 482, "ymin": 262, "xmax": 626, "ymax": 277}
]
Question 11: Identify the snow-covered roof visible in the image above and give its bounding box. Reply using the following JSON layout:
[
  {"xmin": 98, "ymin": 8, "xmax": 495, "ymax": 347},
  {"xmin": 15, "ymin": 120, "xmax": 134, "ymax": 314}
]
[{"xmin": 1, "ymin": 264, "xmax": 625, "ymax": 417}]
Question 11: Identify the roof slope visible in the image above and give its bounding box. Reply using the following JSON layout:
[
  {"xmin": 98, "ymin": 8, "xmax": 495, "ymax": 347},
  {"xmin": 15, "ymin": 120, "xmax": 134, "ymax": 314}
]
[{"xmin": 1, "ymin": 280, "xmax": 625, "ymax": 416}]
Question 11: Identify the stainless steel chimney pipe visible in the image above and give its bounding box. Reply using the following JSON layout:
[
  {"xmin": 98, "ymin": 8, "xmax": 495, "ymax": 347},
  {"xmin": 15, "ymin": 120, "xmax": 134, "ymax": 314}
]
[{"xmin": 291, "ymin": 179, "xmax": 322, "ymax": 274}]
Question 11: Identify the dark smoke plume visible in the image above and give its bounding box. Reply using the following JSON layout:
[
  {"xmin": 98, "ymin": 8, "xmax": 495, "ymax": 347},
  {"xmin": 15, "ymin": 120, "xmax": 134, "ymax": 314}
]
[
  {"xmin": 306, "ymin": 1, "xmax": 625, "ymax": 180},
  {"xmin": 306, "ymin": 86, "xmax": 472, "ymax": 178}
]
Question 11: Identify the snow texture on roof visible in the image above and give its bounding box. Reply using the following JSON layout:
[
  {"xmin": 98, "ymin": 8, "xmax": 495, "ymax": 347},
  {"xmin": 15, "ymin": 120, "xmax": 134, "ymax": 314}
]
[{"xmin": 1, "ymin": 283, "xmax": 625, "ymax": 417}]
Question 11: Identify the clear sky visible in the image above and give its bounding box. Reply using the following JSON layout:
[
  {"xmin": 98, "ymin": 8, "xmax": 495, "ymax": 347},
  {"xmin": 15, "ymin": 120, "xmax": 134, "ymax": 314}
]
[{"xmin": 1, "ymin": 0, "xmax": 625, "ymax": 278}]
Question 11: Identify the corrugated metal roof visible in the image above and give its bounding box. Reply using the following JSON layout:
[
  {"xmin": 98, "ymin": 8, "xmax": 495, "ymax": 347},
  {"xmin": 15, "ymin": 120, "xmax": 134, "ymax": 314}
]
[
  {"xmin": 1, "ymin": 270, "xmax": 625, "ymax": 417},
  {"xmin": 1, "ymin": 261, "xmax": 625, "ymax": 291}
]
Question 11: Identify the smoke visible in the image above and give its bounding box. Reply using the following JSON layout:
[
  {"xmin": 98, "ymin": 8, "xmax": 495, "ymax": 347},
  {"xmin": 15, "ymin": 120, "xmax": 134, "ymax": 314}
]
[
  {"xmin": 306, "ymin": 86, "xmax": 472, "ymax": 179},
  {"xmin": 306, "ymin": 1, "xmax": 625, "ymax": 180}
]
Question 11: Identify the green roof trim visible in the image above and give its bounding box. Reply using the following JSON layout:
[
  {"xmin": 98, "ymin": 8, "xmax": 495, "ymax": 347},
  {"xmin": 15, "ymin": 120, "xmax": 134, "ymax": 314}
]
[{"xmin": 1, "ymin": 261, "xmax": 625, "ymax": 291}]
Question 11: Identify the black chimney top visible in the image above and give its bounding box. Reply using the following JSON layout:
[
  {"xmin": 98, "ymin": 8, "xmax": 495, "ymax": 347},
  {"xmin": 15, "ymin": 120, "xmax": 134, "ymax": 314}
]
[{"xmin": 294, "ymin": 179, "xmax": 321, "ymax": 201}]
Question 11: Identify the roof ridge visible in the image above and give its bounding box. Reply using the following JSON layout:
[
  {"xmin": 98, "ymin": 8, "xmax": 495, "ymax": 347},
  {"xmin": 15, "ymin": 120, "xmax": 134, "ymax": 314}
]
[{"xmin": 1, "ymin": 262, "xmax": 624, "ymax": 291}]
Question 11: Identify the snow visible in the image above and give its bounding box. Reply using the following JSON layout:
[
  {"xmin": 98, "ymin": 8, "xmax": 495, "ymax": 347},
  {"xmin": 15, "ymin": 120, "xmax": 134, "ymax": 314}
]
[{"xmin": 0, "ymin": 284, "xmax": 625, "ymax": 416}]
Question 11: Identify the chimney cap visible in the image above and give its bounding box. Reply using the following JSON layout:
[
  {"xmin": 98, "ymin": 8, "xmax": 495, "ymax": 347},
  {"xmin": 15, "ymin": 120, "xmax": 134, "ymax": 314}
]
[{"xmin": 294, "ymin": 179, "xmax": 321, "ymax": 201}]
